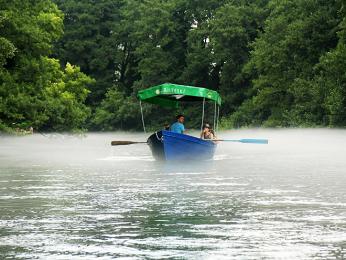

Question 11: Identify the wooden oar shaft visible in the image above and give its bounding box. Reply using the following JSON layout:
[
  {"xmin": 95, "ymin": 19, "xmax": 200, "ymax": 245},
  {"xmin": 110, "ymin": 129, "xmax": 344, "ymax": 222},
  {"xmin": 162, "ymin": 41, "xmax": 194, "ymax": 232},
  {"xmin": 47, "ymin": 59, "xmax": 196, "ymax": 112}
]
[{"xmin": 111, "ymin": 141, "xmax": 147, "ymax": 146}]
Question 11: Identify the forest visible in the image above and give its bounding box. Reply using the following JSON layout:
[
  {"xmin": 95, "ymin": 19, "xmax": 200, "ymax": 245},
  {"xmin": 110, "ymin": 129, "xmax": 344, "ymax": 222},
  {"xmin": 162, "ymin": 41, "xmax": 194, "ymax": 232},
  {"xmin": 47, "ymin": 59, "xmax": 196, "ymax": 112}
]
[{"xmin": 1, "ymin": 0, "xmax": 345, "ymax": 132}]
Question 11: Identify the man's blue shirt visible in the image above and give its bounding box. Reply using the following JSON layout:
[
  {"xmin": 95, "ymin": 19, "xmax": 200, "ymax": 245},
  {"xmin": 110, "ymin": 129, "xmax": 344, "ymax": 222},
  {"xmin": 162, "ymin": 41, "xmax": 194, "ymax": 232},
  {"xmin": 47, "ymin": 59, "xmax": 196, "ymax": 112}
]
[{"xmin": 170, "ymin": 122, "xmax": 185, "ymax": 134}]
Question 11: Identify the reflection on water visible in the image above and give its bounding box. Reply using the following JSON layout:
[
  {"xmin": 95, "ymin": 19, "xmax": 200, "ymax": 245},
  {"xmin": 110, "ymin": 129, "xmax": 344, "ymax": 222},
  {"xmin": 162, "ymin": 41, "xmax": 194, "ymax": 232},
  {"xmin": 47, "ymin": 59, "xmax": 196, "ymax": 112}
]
[{"xmin": 1, "ymin": 130, "xmax": 346, "ymax": 259}]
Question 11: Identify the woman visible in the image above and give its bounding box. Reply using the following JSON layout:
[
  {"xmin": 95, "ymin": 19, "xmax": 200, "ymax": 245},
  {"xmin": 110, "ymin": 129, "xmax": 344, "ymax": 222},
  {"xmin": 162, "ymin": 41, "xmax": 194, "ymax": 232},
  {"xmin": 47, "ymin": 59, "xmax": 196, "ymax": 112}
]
[{"xmin": 200, "ymin": 124, "xmax": 214, "ymax": 139}]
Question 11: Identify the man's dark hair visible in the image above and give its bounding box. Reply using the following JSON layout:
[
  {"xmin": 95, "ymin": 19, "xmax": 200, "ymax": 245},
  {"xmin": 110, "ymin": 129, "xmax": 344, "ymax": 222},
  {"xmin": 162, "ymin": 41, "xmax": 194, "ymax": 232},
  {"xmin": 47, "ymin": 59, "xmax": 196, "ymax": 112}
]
[{"xmin": 176, "ymin": 114, "xmax": 184, "ymax": 119}]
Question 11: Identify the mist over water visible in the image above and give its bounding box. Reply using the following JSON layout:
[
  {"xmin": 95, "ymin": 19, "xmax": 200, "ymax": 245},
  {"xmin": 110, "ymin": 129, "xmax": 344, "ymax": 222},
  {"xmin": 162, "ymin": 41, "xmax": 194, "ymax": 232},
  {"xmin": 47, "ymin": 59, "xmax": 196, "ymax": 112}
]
[{"xmin": 1, "ymin": 129, "xmax": 346, "ymax": 259}]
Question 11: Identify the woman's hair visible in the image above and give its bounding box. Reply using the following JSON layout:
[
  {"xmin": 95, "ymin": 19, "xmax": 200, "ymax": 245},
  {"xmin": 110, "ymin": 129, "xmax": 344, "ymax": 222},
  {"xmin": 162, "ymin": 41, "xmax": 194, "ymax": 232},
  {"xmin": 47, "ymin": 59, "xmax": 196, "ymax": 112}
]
[
  {"xmin": 203, "ymin": 123, "xmax": 210, "ymax": 129},
  {"xmin": 210, "ymin": 128, "xmax": 216, "ymax": 138}
]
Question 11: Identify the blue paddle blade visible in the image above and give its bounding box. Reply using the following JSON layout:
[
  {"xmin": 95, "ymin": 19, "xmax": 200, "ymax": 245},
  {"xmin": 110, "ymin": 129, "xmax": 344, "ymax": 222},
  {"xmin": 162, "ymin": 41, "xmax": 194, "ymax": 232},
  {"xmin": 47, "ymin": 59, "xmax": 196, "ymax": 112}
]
[
  {"xmin": 220, "ymin": 138, "xmax": 269, "ymax": 144},
  {"xmin": 239, "ymin": 139, "xmax": 268, "ymax": 144}
]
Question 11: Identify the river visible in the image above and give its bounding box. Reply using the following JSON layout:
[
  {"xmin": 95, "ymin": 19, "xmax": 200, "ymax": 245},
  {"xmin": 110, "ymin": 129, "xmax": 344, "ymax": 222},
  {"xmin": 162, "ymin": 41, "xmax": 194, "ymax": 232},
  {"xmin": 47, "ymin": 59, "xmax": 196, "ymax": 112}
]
[{"xmin": 0, "ymin": 129, "xmax": 346, "ymax": 259}]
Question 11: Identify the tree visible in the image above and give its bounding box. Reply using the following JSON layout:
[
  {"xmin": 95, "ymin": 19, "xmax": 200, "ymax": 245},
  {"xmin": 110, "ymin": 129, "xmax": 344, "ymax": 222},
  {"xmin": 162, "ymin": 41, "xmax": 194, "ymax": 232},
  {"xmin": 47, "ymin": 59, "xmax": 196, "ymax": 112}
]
[
  {"xmin": 227, "ymin": 0, "xmax": 342, "ymax": 127},
  {"xmin": 92, "ymin": 88, "xmax": 141, "ymax": 130},
  {"xmin": 209, "ymin": 0, "xmax": 269, "ymax": 114},
  {"xmin": 0, "ymin": 0, "xmax": 93, "ymax": 132},
  {"xmin": 53, "ymin": 0, "xmax": 138, "ymax": 104},
  {"xmin": 307, "ymin": 2, "xmax": 346, "ymax": 126},
  {"xmin": 40, "ymin": 59, "xmax": 94, "ymax": 131}
]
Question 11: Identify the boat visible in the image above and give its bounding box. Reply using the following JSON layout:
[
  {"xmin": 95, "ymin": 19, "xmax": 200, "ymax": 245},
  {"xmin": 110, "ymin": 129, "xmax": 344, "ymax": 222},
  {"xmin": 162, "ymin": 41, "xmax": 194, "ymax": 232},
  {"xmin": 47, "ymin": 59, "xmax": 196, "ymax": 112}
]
[
  {"xmin": 147, "ymin": 130, "xmax": 217, "ymax": 161},
  {"xmin": 138, "ymin": 83, "xmax": 221, "ymax": 161}
]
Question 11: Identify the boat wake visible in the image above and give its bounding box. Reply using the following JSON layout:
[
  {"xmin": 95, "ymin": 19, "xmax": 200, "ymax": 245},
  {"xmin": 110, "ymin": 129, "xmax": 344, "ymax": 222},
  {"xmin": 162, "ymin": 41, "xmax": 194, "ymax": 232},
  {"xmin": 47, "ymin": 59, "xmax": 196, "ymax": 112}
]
[
  {"xmin": 213, "ymin": 154, "xmax": 243, "ymax": 161},
  {"xmin": 98, "ymin": 156, "xmax": 155, "ymax": 162}
]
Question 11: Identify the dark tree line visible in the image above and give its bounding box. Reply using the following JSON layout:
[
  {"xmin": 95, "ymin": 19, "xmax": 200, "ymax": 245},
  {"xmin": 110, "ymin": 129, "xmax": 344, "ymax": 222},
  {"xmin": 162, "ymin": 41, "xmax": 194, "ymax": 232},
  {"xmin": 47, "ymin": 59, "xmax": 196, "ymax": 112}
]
[{"xmin": 1, "ymin": 0, "xmax": 346, "ymax": 132}]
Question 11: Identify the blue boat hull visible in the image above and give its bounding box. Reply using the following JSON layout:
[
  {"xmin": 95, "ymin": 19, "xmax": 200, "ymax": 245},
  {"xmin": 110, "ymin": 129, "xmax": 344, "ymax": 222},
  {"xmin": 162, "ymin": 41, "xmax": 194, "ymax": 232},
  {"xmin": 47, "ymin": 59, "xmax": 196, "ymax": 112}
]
[{"xmin": 147, "ymin": 130, "xmax": 216, "ymax": 161}]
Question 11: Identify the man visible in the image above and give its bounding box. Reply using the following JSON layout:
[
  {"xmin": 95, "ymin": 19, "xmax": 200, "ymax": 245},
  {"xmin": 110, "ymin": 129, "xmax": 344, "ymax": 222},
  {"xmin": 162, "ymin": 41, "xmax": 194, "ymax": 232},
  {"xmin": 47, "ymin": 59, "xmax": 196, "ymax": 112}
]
[{"xmin": 170, "ymin": 114, "xmax": 185, "ymax": 134}]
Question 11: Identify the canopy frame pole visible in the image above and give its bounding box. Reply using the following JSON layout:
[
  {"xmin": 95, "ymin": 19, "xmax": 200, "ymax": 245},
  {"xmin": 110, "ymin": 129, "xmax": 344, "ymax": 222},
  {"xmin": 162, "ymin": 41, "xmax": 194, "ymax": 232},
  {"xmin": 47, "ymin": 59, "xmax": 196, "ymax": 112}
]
[
  {"xmin": 200, "ymin": 97, "xmax": 205, "ymax": 132},
  {"xmin": 216, "ymin": 105, "xmax": 220, "ymax": 132},
  {"xmin": 139, "ymin": 100, "xmax": 146, "ymax": 133},
  {"xmin": 213, "ymin": 100, "xmax": 217, "ymax": 133}
]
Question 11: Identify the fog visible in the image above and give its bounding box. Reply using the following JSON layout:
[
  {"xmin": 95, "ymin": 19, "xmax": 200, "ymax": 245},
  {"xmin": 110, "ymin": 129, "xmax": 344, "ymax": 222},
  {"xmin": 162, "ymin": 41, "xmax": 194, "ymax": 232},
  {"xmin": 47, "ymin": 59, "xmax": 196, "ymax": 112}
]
[{"xmin": 1, "ymin": 128, "xmax": 346, "ymax": 168}]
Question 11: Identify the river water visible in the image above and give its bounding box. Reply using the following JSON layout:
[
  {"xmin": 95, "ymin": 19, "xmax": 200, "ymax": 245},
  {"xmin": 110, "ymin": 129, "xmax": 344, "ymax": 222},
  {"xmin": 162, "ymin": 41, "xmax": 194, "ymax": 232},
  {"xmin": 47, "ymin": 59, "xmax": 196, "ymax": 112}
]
[{"xmin": 0, "ymin": 129, "xmax": 346, "ymax": 259}]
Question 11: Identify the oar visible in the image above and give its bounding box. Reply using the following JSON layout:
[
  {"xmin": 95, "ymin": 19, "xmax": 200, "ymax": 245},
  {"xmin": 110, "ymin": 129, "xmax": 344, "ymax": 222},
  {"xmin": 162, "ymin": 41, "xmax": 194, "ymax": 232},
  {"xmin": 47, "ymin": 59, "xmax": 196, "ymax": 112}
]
[
  {"xmin": 215, "ymin": 138, "xmax": 268, "ymax": 144},
  {"xmin": 111, "ymin": 141, "xmax": 147, "ymax": 146}
]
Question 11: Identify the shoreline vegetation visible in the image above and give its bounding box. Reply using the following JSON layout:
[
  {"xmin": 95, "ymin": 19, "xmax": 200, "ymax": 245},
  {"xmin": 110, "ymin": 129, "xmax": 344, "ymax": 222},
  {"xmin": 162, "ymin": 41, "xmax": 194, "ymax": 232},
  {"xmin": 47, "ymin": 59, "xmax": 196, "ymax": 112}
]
[
  {"xmin": 1, "ymin": 1, "xmax": 346, "ymax": 133},
  {"xmin": 2, "ymin": 126, "xmax": 346, "ymax": 137}
]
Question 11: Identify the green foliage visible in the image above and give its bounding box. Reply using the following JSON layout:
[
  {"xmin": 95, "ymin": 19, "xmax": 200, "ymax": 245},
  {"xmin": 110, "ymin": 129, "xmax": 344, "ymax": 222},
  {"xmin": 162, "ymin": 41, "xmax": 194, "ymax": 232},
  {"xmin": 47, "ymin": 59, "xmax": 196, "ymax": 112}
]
[
  {"xmin": 53, "ymin": 0, "xmax": 136, "ymax": 103},
  {"xmin": 0, "ymin": 0, "xmax": 93, "ymax": 132},
  {"xmin": 1, "ymin": 57, "xmax": 93, "ymax": 131},
  {"xmin": 314, "ymin": 43, "xmax": 346, "ymax": 126},
  {"xmin": 224, "ymin": 0, "xmax": 344, "ymax": 128},
  {"xmin": 40, "ymin": 60, "xmax": 94, "ymax": 131},
  {"xmin": 92, "ymin": 88, "xmax": 141, "ymax": 130},
  {"xmin": 2, "ymin": 0, "xmax": 346, "ymax": 132},
  {"xmin": 209, "ymin": 0, "xmax": 269, "ymax": 113}
]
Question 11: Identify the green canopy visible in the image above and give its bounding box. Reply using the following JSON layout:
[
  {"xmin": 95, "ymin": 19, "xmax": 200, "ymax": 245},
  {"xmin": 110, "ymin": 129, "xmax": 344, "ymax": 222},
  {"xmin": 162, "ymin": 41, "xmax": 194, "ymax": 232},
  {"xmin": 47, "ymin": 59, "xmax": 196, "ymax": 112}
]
[{"xmin": 138, "ymin": 83, "xmax": 222, "ymax": 108}]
